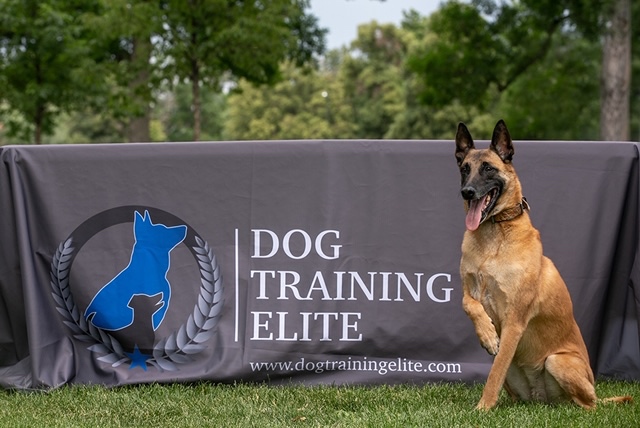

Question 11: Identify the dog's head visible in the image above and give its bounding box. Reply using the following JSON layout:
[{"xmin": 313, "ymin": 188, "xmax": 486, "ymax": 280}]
[{"xmin": 455, "ymin": 120, "xmax": 523, "ymax": 231}]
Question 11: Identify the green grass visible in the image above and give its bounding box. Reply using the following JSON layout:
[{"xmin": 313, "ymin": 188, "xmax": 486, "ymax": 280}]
[{"xmin": 0, "ymin": 381, "xmax": 637, "ymax": 427}]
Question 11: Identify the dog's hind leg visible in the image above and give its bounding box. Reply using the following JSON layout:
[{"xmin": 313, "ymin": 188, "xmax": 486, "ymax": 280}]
[
  {"xmin": 504, "ymin": 364, "xmax": 532, "ymax": 401},
  {"xmin": 544, "ymin": 353, "xmax": 597, "ymax": 409}
]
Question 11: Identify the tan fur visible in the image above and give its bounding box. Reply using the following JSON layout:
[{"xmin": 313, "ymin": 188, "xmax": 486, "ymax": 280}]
[{"xmin": 456, "ymin": 120, "xmax": 632, "ymax": 410}]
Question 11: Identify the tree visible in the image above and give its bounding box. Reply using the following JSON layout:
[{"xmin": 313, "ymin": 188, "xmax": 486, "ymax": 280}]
[
  {"xmin": 224, "ymin": 10, "xmax": 605, "ymax": 142},
  {"xmin": 600, "ymin": 0, "xmax": 631, "ymax": 140},
  {"xmin": 0, "ymin": 1, "xmax": 326, "ymax": 144},
  {"xmin": 159, "ymin": 0, "xmax": 326, "ymax": 141},
  {"xmin": 224, "ymin": 14, "xmax": 494, "ymax": 142},
  {"xmin": 407, "ymin": 0, "xmax": 634, "ymax": 141},
  {"xmin": 406, "ymin": 1, "xmax": 569, "ymax": 109},
  {"xmin": 225, "ymin": 61, "xmax": 355, "ymax": 140},
  {"xmin": 380, "ymin": 10, "xmax": 496, "ymax": 140},
  {"xmin": 497, "ymin": 32, "xmax": 601, "ymax": 140},
  {"xmin": 521, "ymin": 0, "xmax": 633, "ymax": 140},
  {"xmin": 340, "ymin": 22, "xmax": 406, "ymax": 138},
  {"xmin": 155, "ymin": 82, "xmax": 226, "ymax": 142},
  {"xmin": 83, "ymin": 0, "xmax": 164, "ymax": 143},
  {"xmin": 0, "ymin": 0, "xmax": 103, "ymax": 144},
  {"xmin": 632, "ymin": 3, "xmax": 640, "ymax": 142}
]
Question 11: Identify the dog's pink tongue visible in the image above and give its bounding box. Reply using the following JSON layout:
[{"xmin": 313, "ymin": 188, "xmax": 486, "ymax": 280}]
[{"xmin": 465, "ymin": 196, "xmax": 487, "ymax": 231}]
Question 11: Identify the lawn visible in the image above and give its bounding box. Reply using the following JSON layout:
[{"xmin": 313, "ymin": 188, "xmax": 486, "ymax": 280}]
[{"xmin": 0, "ymin": 380, "xmax": 637, "ymax": 427}]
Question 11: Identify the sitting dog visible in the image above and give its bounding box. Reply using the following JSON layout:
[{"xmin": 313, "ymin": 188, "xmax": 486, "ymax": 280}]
[{"xmin": 455, "ymin": 120, "xmax": 632, "ymax": 410}]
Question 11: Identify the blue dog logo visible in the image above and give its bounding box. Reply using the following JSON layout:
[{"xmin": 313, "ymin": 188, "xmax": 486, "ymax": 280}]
[{"xmin": 85, "ymin": 210, "xmax": 187, "ymax": 331}]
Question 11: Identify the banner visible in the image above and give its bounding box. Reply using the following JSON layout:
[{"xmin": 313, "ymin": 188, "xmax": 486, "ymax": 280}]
[{"xmin": 0, "ymin": 140, "xmax": 638, "ymax": 389}]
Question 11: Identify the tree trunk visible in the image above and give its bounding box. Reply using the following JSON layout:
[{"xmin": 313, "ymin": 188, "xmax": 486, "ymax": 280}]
[
  {"xmin": 127, "ymin": 115, "xmax": 150, "ymax": 143},
  {"xmin": 126, "ymin": 36, "xmax": 151, "ymax": 143},
  {"xmin": 600, "ymin": 0, "xmax": 631, "ymax": 141},
  {"xmin": 34, "ymin": 47, "xmax": 43, "ymax": 145},
  {"xmin": 188, "ymin": 0, "xmax": 202, "ymax": 142},
  {"xmin": 34, "ymin": 101, "xmax": 44, "ymax": 145},
  {"xmin": 191, "ymin": 59, "xmax": 201, "ymax": 141},
  {"xmin": 34, "ymin": 115, "xmax": 42, "ymax": 145}
]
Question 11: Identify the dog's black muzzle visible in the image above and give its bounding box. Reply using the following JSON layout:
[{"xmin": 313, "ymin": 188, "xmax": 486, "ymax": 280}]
[{"xmin": 461, "ymin": 186, "xmax": 478, "ymax": 201}]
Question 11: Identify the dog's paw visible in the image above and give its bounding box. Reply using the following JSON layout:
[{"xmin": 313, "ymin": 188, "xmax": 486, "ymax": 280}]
[
  {"xmin": 475, "ymin": 398, "xmax": 495, "ymax": 411},
  {"xmin": 481, "ymin": 335, "xmax": 500, "ymax": 356},
  {"xmin": 474, "ymin": 318, "xmax": 499, "ymax": 355},
  {"xmin": 475, "ymin": 390, "xmax": 500, "ymax": 411}
]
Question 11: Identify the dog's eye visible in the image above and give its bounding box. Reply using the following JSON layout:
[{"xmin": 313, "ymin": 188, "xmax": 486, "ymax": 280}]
[{"xmin": 483, "ymin": 164, "xmax": 494, "ymax": 173}]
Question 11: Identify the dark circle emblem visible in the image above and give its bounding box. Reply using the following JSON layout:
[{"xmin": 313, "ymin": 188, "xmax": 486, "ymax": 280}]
[{"xmin": 49, "ymin": 206, "xmax": 223, "ymax": 371}]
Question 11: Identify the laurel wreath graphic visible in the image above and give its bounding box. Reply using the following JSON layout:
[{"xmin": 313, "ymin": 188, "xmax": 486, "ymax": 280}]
[{"xmin": 50, "ymin": 235, "xmax": 223, "ymax": 371}]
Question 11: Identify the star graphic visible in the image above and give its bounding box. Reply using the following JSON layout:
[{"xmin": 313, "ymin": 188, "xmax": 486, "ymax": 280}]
[{"xmin": 125, "ymin": 345, "xmax": 150, "ymax": 371}]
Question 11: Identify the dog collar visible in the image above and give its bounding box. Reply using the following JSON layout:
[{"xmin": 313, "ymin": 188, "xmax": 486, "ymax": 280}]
[{"xmin": 491, "ymin": 197, "xmax": 530, "ymax": 224}]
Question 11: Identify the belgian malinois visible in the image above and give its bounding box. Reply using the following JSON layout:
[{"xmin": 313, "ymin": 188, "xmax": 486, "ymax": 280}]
[{"xmin": 455, "ymin": 120, "xmax": 632, "ymax": 410}]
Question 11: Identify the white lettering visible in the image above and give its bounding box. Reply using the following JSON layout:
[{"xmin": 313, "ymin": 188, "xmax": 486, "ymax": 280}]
[
  {"xmin": 348, "ymin": 272, "xmax": 376, "ymax": 301},
  {"xmin": 249, "ymin": 311, "xmax": 362, "ymax": 342},
  {"xmin": 395, "ymin": 273, "xmax": 423, "ymax": 302},
  {"xmin": 278, "ymin": 270, "xmax": 310, "ymax": 300},
  {"xmin": 426, "ymin": 273, "xmax": 453, "ymax": 303},
  {"xmin": 276, "ymin": 312, "xmax": 298, "ymax": 341},
  {"xmin": 306, "ymin": 271, "xmax": 333, "ymax": 300},
  {"xmin": 250, "ymin": 270, "xmax": 275, "ymax": 299},
  {"xmin": 315, "ymin": 230, "xmax": 341, "ymax": 260},
  {"xmin": 250, "ymin": 270, "xmax": 454, "ymax": 302},
  {"xmin": 282, "ymin": 229, "xmax": 312, "ymax": 260},
  {"xmin": 340, "ymin": 312, "xmax": 362, "ymax": 341},
  {"xmin": 334, "ymin": 271, "xmax": 346, "ymax": 300},
  {"xmin": 379, "ymin": 272, "xmax": 392, "ymax": 301},
  {"xmin": 300, "ymin": 312, "xmax": 312, "ymax": 341},
  {"xmin": 315, "ymin": 312, "xmax": 339, "ymax": 341},
  {"xmin": 250, "ymin": 229, "xmax": 342, "ymax": 259},
  {"xmin": 251, "ymin": 311, "xmax": 273, "ymax": 340},
  {"xmin": 251, "ymin": 229, "xmax": 279, "ymax": 258}
]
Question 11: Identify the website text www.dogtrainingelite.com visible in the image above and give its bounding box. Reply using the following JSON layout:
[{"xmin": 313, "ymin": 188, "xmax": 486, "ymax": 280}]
[{"xmin": 249, "ymin": 357, "xmax": 463, "ymax": 376}]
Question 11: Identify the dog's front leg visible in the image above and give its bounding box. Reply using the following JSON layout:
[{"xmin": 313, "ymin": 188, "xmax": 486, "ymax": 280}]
[
  {"xmin": 462, "ymin": 288, "xmax": 499, "ymax": 355},
  {"xmin": 476, "ymin": 323, "xmax": 526, "ymax": 410}
]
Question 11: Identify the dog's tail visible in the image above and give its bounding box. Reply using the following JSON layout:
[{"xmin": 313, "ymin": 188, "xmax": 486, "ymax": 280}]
[{"xmin": 599, "ymin": 395, "xmax": 633, "ymax": 405}]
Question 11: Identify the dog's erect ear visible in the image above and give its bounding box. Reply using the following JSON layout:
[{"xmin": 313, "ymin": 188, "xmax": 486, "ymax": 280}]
[
  {"xmin": 490, "ymin": 120, "xmax": 514, "ymax": 163},
  {"xmin": 455, "ymin": 122, "xmax": 474, "ymax": 166}
]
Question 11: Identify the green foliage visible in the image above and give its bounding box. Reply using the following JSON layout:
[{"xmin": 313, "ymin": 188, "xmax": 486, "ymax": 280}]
[
  {"xmin": 225, "ymin": 62, "xmax": 354, "ymax": 140},
  {"xmin": 162, "ymin": 0, "xmax": 284, "ymax": 86},
  {"xmin": 44, "ymin": 111, "xmax": 124, "ymax": 144},
  {"xmin": 158, "ymin": 0, "xmax": 325, "ymax": 140},
  {"xmin": 497, "ymin": 32, "xmax": 601, "ymax": 140},
  {"xmin": 0, "ymin": 0, "xmax": 104, "ymax": 144},
  {"xmin": 517, "ymin": 0, "xmax": 610, "ymax": 39},
  {"xmin": 223, "ymin": 17, "xmax": 495, "ymax": 142},
  {"xmin": 406, "ymin": 2, "xmax": 498, "ymax": 108},
  {"xmin": 400, "ymin": 1, "xmax": 617, "ymax": 140},
  {"xmin": 1, "ymin": 0, "xmax": 635, "ymax": 144},
  {"xmin": 0, "ymin": 0, "xmax": 325, "ymax": 144},
  {"xmin": 225, "ymin": 7, "xmax": 608, "ymax": 142},
  {"xmin": 387, "ymin": 11, "xmax": 495, "ymax": 140},
  {"xmin": 84, "ymin": 0, "xmax": 163, "ymax": 123},
  {"xmin": 156, "ymin": 83, "xmax": 227, "ymax": 142},
  {"xmin": 406, "ymin": 0, "xmax": 568, "ymax": 109},
  {"xmin": 0, "ymin": 381, "xmax": 637, "ymax": 427},
  {"xmin": 341, "ymin": 22, "xmax": 406, "ymax": 138}
]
